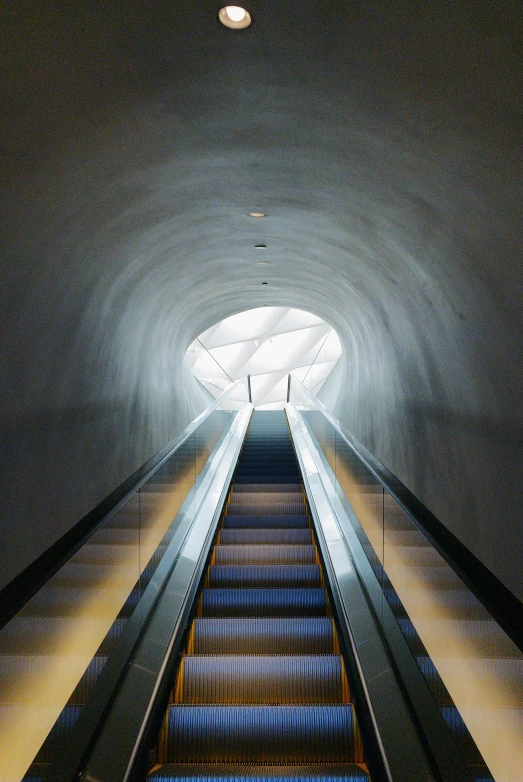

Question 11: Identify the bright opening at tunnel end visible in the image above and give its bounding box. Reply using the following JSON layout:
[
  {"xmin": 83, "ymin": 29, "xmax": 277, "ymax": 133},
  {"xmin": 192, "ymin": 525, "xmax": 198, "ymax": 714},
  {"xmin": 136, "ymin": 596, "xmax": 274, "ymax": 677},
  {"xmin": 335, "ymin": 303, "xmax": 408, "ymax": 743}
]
[{"xmin": 185, "ymin": 307, "xmax": 342, "ymax": 409}]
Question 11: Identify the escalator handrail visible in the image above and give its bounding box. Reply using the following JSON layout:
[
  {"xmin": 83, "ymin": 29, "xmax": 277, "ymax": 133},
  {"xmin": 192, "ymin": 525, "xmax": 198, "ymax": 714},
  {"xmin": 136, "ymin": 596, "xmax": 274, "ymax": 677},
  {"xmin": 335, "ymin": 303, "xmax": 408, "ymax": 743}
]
[
  {"xmin": 67, "ymin": 404, "xmax": 252, "ymax": 782},
  {"xmin": 0, "ymin": 376, "xmax": 250, "ymax": 632},
  {"xmin": 288, "ymin": 373, "xmax": 523, "ymax": 653},
  {"xmin": 49, "ymin": 403, "xmax": 252, "ymax": 782}
]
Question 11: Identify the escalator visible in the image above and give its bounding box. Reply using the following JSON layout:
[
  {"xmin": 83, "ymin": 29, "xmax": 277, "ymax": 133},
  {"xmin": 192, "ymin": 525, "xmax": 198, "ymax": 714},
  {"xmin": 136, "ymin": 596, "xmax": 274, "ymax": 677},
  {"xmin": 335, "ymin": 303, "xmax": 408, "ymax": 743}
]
[
  {"xmin": 149, "ymin": 411, "xmax": 370, "ymax": 782},
  {"xmin": 4, "ymin": 393, "xmax": 520, "ymax": 781}
]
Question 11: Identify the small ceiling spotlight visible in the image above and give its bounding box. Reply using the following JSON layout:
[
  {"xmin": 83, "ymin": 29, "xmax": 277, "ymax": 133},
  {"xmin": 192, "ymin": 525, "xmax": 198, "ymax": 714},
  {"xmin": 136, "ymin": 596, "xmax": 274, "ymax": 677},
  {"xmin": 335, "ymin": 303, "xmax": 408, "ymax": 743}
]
[
  {"xmin": 262, "ymin": 281, "xmax": 268, "ymax": 285},
  {"xmin": 256, "ymin": 261, "xmax": 269, "ymax": 265},
  {"xmin": 254, "ymin": 244, "xmax": 267, "ymax": 249},
  {"xmin": 219, "ymin": 6, "xmax": 252, "ymax": 29},
  {"xmin": 249, "ymin": 212, "xmax": 266, "ymax": 218}
]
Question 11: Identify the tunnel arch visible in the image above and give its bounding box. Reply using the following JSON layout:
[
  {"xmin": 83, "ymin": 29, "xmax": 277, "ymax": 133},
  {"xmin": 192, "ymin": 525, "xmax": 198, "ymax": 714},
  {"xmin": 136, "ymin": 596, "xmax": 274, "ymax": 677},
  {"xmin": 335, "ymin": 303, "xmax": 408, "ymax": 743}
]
[{"xmin": 0, "ymin": 1, "xmax": 521, "ymax": 607}]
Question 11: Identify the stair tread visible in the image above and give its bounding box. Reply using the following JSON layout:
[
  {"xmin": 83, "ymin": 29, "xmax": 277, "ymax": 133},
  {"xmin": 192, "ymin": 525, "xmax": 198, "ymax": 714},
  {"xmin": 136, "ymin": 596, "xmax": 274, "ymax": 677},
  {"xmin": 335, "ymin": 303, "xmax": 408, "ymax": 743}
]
[
  {"xmin": 223, "ymin": 515, "xmax": 309, "ymax": 529},
  {"xmin": 233, "ymin": 484, "xmax": 303, "ymax": 493},
  {"xmin": 219, "ymin": 529, "xmax": 312, "ymax": 545},
  {"xmin": 163, "ymin": 705, "xmax": 359, "ymax": 764},
  {"xmin": 191, "ymin": 618, "xmax": 336, "ymax": 655},
  {"xmin": 178, "ymin": 656, "xmax": 345, "ymax": 704},
  {"xmin": 201, "ymin": 588, "xmax": 327, "ymax": 617},
  {"xmin": 214, "ymin": 546, "xmax": 317, "ymax": 565},
  {"xmin": 227, "ymin": 504, "xmax": 306, "ymax": 516},
  {"xmin": 229, "ymin": 493, "xmax": 304, "ymax": 503},
  {"xmin": 208, "ymin": 565, "xmax": 321, "ymax": 588},
  {"xmin": 150, "ymin": 764, "xmax": 370, "ymax": 781}
]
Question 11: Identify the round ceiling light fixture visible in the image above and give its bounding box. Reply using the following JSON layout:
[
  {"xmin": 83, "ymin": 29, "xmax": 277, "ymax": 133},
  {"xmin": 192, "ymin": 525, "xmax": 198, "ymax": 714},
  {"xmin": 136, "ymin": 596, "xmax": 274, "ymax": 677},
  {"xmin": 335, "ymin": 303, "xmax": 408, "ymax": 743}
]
[
  {"xmin": 249, "ymin": 212, "xmax": 265, "ymax": 218},
  {"xmin": 219, "ymin": 6, "xmax": 252, "ymax": 29}
]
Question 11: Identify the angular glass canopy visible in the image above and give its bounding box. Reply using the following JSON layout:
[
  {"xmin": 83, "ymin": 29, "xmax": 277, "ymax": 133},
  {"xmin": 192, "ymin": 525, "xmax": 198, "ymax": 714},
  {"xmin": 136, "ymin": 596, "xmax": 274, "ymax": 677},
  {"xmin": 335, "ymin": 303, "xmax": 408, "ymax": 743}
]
[{"xmin": 185, "ymin": 307, "xmax": 342, "ymax": 409}]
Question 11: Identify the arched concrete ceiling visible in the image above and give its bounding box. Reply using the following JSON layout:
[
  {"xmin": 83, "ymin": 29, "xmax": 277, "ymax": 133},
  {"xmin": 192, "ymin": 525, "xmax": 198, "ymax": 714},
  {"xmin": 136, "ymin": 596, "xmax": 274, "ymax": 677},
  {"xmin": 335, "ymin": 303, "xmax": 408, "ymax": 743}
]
[{"xmin": 1, "ymin": 1, "xmax": 522, "ymax": 599}]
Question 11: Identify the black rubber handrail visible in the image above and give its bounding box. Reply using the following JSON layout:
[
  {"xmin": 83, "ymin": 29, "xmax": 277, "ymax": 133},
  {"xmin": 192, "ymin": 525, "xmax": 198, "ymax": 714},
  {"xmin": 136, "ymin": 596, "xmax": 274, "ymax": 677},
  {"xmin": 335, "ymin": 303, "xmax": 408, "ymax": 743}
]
[
  {"xmin": 0, "ymin": 377, "xmax": 249, "ymax": 632},
  {"xmin": 288, "ymin": 374, "xmax": 523, "ymax": 654}
]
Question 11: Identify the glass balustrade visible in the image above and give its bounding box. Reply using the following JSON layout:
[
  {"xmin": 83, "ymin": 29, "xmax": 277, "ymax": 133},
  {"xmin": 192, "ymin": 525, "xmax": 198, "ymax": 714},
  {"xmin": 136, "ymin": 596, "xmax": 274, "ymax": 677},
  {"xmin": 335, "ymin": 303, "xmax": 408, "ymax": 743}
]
[
  {"xmin": 288, "ymin": 374, "xmax": 523, "ymax": 782},
  {"xmin": 0, "ymin": 378, "xmax": 250, "ymax": 782}
]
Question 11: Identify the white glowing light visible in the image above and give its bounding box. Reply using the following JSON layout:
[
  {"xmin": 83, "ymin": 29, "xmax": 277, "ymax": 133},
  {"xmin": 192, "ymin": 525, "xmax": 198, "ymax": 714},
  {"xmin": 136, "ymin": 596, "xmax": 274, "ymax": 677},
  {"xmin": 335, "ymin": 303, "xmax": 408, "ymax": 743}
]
[
  {"xmin": 226, "ymin": 6, "xmax": 246, "ymax": 22},
  {"xmin": 185, "ymin": 307, "xmax": 343, "ymax": 409},
  {"xmin": 219, "ymin": 6, "xmax": 251, "ymax": 29}
]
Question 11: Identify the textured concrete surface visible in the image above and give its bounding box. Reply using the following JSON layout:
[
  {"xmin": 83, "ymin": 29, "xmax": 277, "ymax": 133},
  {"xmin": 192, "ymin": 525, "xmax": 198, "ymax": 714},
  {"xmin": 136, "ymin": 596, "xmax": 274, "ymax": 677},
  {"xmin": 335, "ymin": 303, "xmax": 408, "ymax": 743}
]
[{"xmin": 0, "ymin": 1, "xmax": 522, "ymax": 599}]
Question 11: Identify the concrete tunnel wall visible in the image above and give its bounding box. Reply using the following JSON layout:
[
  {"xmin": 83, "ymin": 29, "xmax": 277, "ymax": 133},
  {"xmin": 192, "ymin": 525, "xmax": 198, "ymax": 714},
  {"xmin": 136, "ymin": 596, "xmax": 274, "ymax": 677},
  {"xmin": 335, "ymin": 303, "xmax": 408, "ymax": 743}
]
[{"xmin": 0, "ymin": 1, "xmax": 522, "ymax": 602}]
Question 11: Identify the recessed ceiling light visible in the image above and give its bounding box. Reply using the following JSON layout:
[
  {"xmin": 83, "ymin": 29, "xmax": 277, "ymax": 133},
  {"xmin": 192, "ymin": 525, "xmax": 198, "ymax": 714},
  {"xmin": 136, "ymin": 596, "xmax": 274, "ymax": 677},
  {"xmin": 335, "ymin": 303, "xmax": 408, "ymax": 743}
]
[
  {"xmin": 262, "ymin": 281, "xmax": 268, "ymax": 285},
  {"xmin": 256, "ymin": 261, "xmax": 269, "ymax": 265},
  {"xmin": 249, "ymin": 212, "xmax": 265, "ymax": 218},
  {"xmin": 219, "ymin": 6, "xmax": 252, "ymax": 29},
  {"xmin": 254, "ymin": 244, "xmax": 267, "ymax": 249}
]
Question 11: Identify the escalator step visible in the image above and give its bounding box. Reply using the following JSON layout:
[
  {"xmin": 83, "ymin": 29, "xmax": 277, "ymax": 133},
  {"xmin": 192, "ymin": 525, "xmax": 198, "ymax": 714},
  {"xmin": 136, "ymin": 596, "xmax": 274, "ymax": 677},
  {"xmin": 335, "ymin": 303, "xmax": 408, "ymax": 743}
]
[
  {"xmin": 191, "ymin": 618, "xmax": 336, "ymax": 655},
  {"xmin": 237, "ymin": 455, "xmax": 297, "ymax": 462},
  {"xmin": 233, "ymin": 484, "xmax": 302, "ymax": 493},
  {"xmin": 200, "ymin": 589, "xmax": 327, "ymax": 617},
  {"xmin": 234, "ymin": 449, "xmax": 294, "ymax": 454},
  {"xmin": 163, "ymin": 705, "xmax": 359, "ymax": 763},
  {"xmin": 227, "ymin": 503, "xmax": 305, "ymax": 516},
  {"xmin": 208, "ymin": 565, "xmax": 321, "ymax": 588},
  {"xmin": 236, "ymin": 458, "xmax": 298, "ymax": 464},
  {"xmin": 150, "ymin": 764, "xmax": 369, "ymax": 781},
  {"xmin": 223, "ymin": 516, "xmax": 309, "ymax": 529},
  {"xmin": 177, "ymin": 656, "xmax": 344, "ymax": 704},
  {"xmin": 234, "ymin": 475, "xmax": 301, "ymax": 482},
  {"xmin": 235, "ymin": 467, "xmax": 299, "ymax": 473},
  {"xmin": 214, "ymin": 545, "xmax": 316, "ymax": 565},
  {"xmin": 234, "ymin": 476, "xmax": 301, "ymax": 485},
  {"xmin": 229, "ymin": 493, "xmax": 304, "ymax": 505},
  {"xmin": 219, "ymin": 529, "xmax": 312, "ymax": 545}
]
